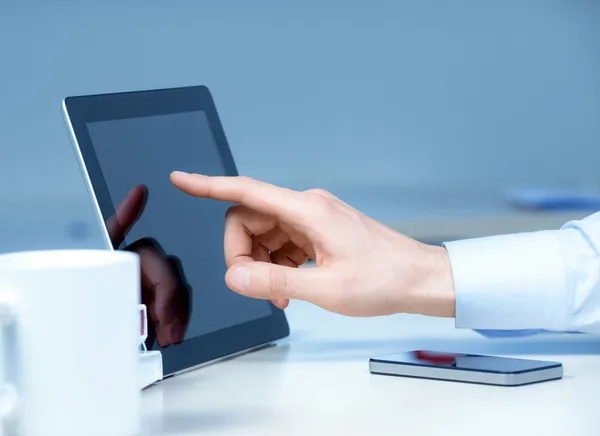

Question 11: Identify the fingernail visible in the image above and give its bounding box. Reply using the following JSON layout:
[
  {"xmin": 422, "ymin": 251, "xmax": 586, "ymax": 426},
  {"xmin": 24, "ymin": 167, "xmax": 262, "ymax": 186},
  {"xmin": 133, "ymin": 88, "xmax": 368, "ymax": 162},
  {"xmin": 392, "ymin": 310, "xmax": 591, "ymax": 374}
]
[
  {"xmin": 172, "ymin": 171, "xmax": 189, "ymax": 176},
  {"xmin": 273, "ymin": 299, "xmax": 288, "ymax": 310},
  {"xmin": 229, "ymin": 267, "xmax": 251, "ymax": 292}
]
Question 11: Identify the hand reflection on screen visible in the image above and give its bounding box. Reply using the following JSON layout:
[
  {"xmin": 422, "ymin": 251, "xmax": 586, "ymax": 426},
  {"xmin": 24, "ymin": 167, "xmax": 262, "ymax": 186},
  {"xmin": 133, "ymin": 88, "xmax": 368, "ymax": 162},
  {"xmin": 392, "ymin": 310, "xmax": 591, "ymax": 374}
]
[{"xmin": 106, "ymin": 185, "xmax": 191, "ymax": 348}]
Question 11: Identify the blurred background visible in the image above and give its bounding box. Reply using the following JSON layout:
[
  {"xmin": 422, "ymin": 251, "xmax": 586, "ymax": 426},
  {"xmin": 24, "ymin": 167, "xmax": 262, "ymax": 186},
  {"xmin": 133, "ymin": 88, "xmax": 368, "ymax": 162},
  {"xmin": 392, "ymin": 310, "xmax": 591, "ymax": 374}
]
[{"xmin": 0, "ymin": 0, "xmax": 599, "ymax": 252}]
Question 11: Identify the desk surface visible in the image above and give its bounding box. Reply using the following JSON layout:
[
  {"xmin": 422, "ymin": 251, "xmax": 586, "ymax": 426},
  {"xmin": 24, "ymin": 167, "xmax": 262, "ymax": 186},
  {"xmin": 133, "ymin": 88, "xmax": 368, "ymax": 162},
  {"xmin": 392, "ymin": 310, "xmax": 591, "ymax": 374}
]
[{"xmin": 141, "ymin": 302, "xmax": 600, "ymax": 436}]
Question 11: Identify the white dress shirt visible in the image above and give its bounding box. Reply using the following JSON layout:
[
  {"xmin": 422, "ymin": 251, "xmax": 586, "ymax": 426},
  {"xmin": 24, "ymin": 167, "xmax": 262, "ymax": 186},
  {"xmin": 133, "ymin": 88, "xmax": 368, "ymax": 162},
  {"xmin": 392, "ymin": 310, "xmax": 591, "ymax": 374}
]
[{"xmin": 444, "ymin": 211, "xmax": 600, "ymax": 336}]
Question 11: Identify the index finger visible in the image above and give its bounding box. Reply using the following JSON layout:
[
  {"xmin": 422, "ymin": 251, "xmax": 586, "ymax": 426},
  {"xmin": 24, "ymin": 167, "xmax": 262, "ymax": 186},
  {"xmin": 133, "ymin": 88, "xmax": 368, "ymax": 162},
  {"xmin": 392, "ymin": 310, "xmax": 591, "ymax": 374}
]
[{"xmin": 170, "ymin": 172, "xmax": 308, "ymax": 228}]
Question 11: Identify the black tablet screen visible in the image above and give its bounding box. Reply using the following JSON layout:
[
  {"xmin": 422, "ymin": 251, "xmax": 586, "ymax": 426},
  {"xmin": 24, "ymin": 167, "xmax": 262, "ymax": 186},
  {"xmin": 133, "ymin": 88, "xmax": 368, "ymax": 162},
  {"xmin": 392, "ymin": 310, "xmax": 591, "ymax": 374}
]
[{"xmin": 85, "ymin": 111, "xmax": 272, "ymax": 348}]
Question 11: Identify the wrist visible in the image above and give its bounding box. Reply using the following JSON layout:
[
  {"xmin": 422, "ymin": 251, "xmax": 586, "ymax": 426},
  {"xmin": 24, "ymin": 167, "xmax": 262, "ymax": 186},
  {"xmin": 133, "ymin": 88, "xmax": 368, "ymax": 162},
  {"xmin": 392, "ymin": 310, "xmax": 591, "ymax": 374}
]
[{"xmin": 408, "ymin": 243, "xmax": 456, "ymax": 318}]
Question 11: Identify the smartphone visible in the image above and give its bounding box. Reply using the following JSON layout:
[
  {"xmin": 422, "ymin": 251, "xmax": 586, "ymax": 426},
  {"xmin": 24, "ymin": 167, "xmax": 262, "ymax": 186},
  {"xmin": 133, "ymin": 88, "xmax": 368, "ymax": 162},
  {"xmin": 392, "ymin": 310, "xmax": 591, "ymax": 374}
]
[{"xmin": 369, "ymin": 350, "xmax": 563, "ymax": 386}]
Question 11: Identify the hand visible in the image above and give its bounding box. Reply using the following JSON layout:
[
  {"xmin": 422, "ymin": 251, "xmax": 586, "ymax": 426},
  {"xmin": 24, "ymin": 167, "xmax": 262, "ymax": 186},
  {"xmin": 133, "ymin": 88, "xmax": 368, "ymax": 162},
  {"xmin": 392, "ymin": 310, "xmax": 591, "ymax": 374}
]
[
  {"xmin": 169, "ymin": 172, "xmax": 455, "ymax": 318},
  {"xmin": 107, "ymin": 185, "xmax": 191, "ymax": 347}
]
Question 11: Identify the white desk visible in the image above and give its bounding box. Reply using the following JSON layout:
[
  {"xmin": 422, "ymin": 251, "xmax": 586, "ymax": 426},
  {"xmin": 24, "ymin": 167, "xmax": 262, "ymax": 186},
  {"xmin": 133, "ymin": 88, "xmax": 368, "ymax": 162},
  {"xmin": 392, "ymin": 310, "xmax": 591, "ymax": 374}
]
[{"xmin": 140, "ymin": 301, "xmax": 600, "ymax": 436}]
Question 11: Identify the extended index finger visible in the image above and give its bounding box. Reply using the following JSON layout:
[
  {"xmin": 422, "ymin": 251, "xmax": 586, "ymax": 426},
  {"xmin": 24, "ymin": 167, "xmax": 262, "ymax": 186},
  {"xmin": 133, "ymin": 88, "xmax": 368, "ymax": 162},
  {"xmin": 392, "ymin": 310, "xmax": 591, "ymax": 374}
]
[{"xmin": 170, "ymin": 172, "xmax": 308, "ymax": 228}]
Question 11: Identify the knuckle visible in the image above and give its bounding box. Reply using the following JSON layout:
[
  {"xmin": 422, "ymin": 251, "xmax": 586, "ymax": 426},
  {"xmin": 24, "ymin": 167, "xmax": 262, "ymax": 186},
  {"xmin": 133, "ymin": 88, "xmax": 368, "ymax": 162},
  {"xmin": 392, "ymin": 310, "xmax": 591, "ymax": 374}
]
[
  {"xmin": 301, "ymin": 194, "xmax": 334, "ymax": 224},
  {"xmin": 272, "ymin": 248, "xmax": 305, "ymax": 267},
  {"xmin": 290, "ymin": 249, "xmax": 307, "ymax": 266},
  {"xmin": 236, "ymin": 175, "xmax": 253, "ymax": 184},
  {"xmin": 305, "ymin": 188, "xmax": 334, "ymax": 199},
  {"xmin": 268, "ymin": 268, "xmax": 288, "ymax": 296},
  {"xmin": 224, "ymin": 204, "xmax": 244, "ymax": 220},
  {"xmin": 307, "ymin": 192, "xmax": 330, "ymax": 209}
]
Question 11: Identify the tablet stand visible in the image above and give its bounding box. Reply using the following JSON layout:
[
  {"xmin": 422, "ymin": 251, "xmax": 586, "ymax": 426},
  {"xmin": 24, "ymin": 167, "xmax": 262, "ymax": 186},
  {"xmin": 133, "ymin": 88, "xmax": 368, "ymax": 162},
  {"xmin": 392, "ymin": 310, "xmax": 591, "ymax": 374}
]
[{"xmin": 138, "ymin": 304, "xmax": 163, "ymax": 389}]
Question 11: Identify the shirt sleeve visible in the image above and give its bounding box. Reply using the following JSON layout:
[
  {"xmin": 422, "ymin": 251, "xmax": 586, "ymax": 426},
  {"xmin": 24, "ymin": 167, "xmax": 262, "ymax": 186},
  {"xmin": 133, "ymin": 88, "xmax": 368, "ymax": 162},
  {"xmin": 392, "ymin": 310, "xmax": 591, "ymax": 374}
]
[{"xmin": 443, "ymin": 211, "xmax": 600, "ymax": 334}]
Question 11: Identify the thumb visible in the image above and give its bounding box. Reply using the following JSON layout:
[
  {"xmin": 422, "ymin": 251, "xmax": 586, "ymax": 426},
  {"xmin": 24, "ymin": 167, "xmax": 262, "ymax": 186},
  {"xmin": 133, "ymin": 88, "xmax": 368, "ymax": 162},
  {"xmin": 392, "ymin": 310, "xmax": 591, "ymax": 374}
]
[{"xmin": 225, "ymin": 262, "xmax": 322, "ymax": 303}]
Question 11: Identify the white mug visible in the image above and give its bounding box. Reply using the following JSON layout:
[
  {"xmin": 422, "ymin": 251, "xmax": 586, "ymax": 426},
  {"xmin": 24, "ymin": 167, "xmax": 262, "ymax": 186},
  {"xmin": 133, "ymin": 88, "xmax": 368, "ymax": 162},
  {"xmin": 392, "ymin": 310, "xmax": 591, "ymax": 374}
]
[{"xmin": 0, "ymin": 249, "xmax": 141, "ymax": 436}]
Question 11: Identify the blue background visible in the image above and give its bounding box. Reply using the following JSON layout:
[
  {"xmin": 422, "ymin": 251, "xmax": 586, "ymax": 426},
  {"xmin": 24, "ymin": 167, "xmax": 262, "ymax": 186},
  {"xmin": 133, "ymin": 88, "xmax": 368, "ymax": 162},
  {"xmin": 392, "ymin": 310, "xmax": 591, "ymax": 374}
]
[{"xmin": 1, "ymin": 0, "xmax": 599, "ymax": 251}]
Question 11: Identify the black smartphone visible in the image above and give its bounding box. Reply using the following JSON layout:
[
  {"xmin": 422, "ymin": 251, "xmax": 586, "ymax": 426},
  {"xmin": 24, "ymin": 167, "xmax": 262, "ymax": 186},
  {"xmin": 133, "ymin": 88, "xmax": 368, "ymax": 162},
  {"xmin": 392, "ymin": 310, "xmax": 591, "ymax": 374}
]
[{"xmin": 369, "ymin": 350, "xmax": 563, "ymax": 386}]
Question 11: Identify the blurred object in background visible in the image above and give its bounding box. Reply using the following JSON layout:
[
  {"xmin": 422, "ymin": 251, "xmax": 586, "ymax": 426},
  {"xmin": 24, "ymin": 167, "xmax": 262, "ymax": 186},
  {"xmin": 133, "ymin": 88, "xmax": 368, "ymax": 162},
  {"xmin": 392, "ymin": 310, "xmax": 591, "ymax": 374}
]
[{"xmin": 505, "ymin": 187, "xmax": 600, "ymax": 211}]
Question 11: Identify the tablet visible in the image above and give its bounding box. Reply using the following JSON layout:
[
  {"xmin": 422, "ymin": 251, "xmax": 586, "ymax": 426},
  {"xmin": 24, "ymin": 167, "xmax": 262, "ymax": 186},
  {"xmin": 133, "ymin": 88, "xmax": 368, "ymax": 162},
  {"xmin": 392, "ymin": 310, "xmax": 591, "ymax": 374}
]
[{"xmin": 62, "ymin": 86, "xmax": 289, "ymax": 376}]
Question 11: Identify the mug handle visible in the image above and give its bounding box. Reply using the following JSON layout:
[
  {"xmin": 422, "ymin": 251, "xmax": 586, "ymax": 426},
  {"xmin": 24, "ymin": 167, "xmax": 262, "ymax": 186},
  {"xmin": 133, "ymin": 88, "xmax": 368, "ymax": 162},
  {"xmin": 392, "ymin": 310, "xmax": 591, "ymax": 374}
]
[
  {"xmin": 139, "ymin": 304, "xmax": 148, "ymax": 352},
  {"xmin": 0, "ymin": 292, "xmax": 18, "ymax": 430}
]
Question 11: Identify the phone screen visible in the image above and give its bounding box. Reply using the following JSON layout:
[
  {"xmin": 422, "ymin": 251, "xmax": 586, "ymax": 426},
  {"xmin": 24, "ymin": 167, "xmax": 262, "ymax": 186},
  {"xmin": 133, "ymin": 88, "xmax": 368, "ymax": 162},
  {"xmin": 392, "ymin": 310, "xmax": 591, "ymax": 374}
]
[{"xmin": 378, "ymin": 350, "xmax": 559, "ymax": 373}]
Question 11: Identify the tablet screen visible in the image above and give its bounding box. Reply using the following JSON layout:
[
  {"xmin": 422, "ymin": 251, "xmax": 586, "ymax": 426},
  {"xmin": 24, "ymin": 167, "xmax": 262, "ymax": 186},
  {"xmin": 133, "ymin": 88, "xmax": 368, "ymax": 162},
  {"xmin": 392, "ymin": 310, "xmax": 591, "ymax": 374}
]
[{"xmin": 85, "ymin": 111, "xmax": 272, "ymax": 348}]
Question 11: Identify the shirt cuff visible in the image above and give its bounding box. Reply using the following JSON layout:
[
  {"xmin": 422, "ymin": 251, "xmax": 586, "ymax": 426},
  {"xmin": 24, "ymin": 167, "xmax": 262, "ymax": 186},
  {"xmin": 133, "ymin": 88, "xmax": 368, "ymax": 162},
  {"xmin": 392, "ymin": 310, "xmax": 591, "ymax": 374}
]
[{"xmin": 443, "ymin": 231, "xmax": 569, "ymax": 331}]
